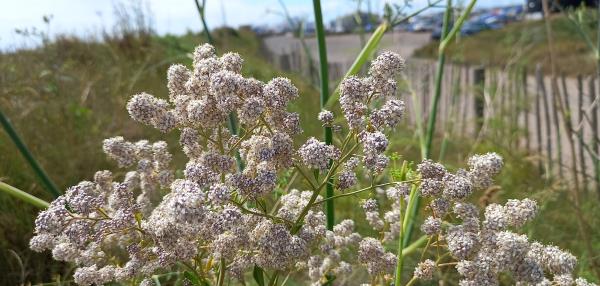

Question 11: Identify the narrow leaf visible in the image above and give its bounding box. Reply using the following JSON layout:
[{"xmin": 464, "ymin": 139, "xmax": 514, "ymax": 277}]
[
  {"xmin": 184, "ymin": 271, "xmax": 201, "ymax": 286},
  {"xmin": 253, "ymin": 265, "xmax": 265, "ymax": 286}
]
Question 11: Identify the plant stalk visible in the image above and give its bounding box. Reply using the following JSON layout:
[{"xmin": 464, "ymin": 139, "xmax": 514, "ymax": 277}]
[
  {"xmin": 0, "ymin": 181, "xmax": 50, "ymax": 209},
  {"xmin": 312, "ymin": 0, "xmax": 335, "ymax": 231},
  {"xmin": 0, "ymin": 108, "xmax": 60, "ymax": 197},
  {"xmin": 194, "ymin": 0, "xmax": 214, "ymax": 44}
]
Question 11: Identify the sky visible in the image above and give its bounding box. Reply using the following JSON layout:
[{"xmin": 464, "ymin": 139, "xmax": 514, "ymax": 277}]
[{"xmin": 0, "ymin": 0, "xmax": 522, "ymax": 50}]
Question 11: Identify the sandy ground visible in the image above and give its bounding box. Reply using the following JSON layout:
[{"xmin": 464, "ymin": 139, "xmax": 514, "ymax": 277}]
[{"xmin": 263, "ymin": 31, "xmax": 432, "ymax": 64}]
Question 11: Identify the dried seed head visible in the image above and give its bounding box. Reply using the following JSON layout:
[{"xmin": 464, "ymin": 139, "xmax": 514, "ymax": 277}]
[
  {"xmin": 220, "ymin": 52, "xmax": 243, "ymax": 73},
  {"xmin": 369, "ymin": 51, "xmax": 405, "ymax": 79},
  {"xmin": 414, "ymin": 259, "xmax": 436, "ymax": 280},
  {"xmin": 318, "ymin": 110, "xmax": 334, "ymax": 125},
  {"xmin": 167, "ymin": 64, "xmax": 190, "ymax": 99},
  {"xmin": 421, "ymin": 216, "xmax": 442, "ymax": 236}
]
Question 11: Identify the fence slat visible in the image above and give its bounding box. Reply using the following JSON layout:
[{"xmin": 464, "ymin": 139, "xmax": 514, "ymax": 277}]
[
  {"xmin": 577, "ymin": 75, "xmax": 588, "ymax": 191},
  {"xmin": 589, "ymin": 77, "xmax": 599, "ymax": 190},
  {"xmin": 537, "ymin": 66, "xmax": 553, "ymax": 175}
]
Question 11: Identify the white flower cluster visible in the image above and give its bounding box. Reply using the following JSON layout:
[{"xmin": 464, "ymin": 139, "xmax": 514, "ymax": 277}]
[
  {"xmin": 30, "ymin": 44, "xmax": 316, "ymax": 285},
  {"xmin": 28, "ymin": 43, "xmax": 595, "ymax": 286},
  {"xmin": 339, "ymin": 51, "xmax": 406, "ymax": 175},
  {"xmin": 410, "ymin": 152, "xmax": 596, "ymax": 286}
]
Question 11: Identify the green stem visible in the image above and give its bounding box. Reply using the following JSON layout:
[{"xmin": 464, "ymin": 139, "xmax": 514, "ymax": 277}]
[
  {"xmin": 394, "ymin": 161, "xmax": 409, "ymax": 286},
  {"xmin": 405, "ymin": 0, "xmax": 477, "ymax": 253},
  {"xmin": 227, "ymin": 113, "xmax": 244, "ymax": 170},
  {"xmin": 397, "ymin": 183, "xmax": 420, "ymax": 284},
  {"xmin": 438, "ymin": 0, "xmax": 478, "ymax": 54},
  {"xmin": 0, "ymin": 109, "xmax": 60, "ymax": 197},
  {"xmin": 0, "ymin": 181, "xmax": 50, "ymax": 209},
  {"xmin": 194, "ymin": 0, "xmax": 214, "ymax": 44},
  {"xmin": 402, "ymin": 235, "xmax": 428, "ymax": 257},
  {"xmin": 217, "ymin": 258, "xmax": 226, "ymax": 286},
  {"xmin": 193, "ymin": 0, "xmax": 244, "ymax": 172},
  {"xmin": 314, "ymin": 180, "xmax": 419, "ymax": 204},
  {"xmin": 405, "ymin": 276, "xmax": 418, "ymax": 286},
  {"xmin": 312, "ymin": 0, "xmax": 335, "ymax": 231},
  {"xmin": 395, "ymin": 187, "xmax": 404, "ymax": 286},
  {"xmin": 424, "ymin": 0, "xmax": 453, "ymax": 158}
]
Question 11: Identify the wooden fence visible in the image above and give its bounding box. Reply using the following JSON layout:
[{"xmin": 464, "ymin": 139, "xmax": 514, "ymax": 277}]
[{"xmin": 266, "ymin": 49, "xmax": 600, "ymax": 191}]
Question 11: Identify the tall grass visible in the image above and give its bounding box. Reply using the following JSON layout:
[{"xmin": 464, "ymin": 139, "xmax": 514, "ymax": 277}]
[
  {"xmin": 311, "ymin": 0, "xmax": 335, "ymax": 232},
  {"xmin": 0, "ymin": 110, "xmax": 60, "ymax": 197}
]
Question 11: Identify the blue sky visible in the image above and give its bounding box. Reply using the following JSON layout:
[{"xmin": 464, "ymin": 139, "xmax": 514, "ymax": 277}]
[{"xmin": 0, "ymin": 0, "xmax": 522, "ymax": 50}]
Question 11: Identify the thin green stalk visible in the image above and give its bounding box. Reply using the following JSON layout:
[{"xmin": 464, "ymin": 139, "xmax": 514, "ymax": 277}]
[
  {"xmin": 402, "ymin": 0, "xmax": 454, "ymax": 253},
  {"xmin": 0, "ymin": 109, "xmax": 60, "ymax": 197},
  {"xmin": 396, "ymin": 183, "xmax": 419, "ymax": 285},
  {"xmin": 402, "ymin": 235, "xmax": 428, "ymax": 256},
  {"xmin": 438, "ymin": 0, "xmax": 478, "ymax": 54},
  {"xmin": 194, "ymin": 0, "xmax": 243, "ymax": 172},
  {"xmin": 312, "ymin": 0, "xmax": 335, "ymax": 231},
  {"xmin": 405, "ymin": 0, "xmax": 477, "ymax": 250},
  {"xmin": 0, "ymin": 181, "xmax": 50, "ymax": 209},
  {"xmin": 394, "ymin": 170, "xmax": 405, "ymax": 286},
  {"xmin": 227, "ymin": 113, "xmax": 244, "ymax": 170},
  {"xmin": 217, "ymin": 258, "xmax": 226, "ymax": 286},
  {"xmin": 390, "ymin": 0, "xmax": 444, "ymax": 27},
  {"xmin": 194, "ymin": 0, "xmax": 214, "ymax": 44}
]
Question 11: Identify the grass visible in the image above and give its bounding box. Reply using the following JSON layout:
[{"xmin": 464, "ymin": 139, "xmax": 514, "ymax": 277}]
[{"xmin": 414, "ymin": 11, "xmax": 599, "ymax": 76}]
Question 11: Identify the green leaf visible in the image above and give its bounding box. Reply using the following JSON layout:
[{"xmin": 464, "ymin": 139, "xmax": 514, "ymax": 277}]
[
  {"xmin": 253, "ymin": 265, "xmax": 266, "ymax": 286},
  {"xmin": 184, "ymin": 271, "xmax": 201, "ymax": 286},
  {"xmin": 0, "ymin": 182, "xmax": 49, "ymax": 209}
]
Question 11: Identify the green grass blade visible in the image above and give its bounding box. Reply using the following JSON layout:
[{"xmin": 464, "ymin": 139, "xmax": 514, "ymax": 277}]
[
  {"xmin": 404, "ymin": 0, "xmax": 478, "ymax": 260},
  {"xmin": 439, "ymin": 0, "xmax": 478, "ymax": 54},
  {"xmin": 194, "ymin": 0, "xmax": 214, "ymax": 44},
  {"xmin": 0, "ymin": 181, "xmax": 50, "ymax": 209},
  {"xmin": 0, "ymin": 108, "xmax": 61, "ymax": 197},
  {"xmin": 253, "ymin": 266, "xmax": 265, "ymax": 286},
  {"xmin": 312, "ymin": 0, "xmax": 335, "ymax": 231}
]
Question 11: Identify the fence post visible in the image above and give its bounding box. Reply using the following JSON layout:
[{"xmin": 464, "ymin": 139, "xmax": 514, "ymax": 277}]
[
  {"xmin": 535, "ymin": 67, "xmax": 543, "ymax": 174},
  {"xmin": 577, "ymin": 75, "xmax": 588, "ymax": 191},
  {"xmin": 278, "ymin": 54, "xmax": 291, "ymax": 71},
  {"xmin": 561, "ymin": 73, "xmax": 577, "ymax": 185},
  {"xmin": 536, "ymin": 65, "xmax": 553, "ymax": 176},
  {"xmin": 462, "ymin": 65, "xmax": 470, "ymax": 135},
  {"xmin": 474, "ymin": 67, "xmax": 485, "ymax": 133},
  {"xmin": 522, "ymin": 67, "xmax": 530, "ymax": 152},
  {"xmin": 589, "ymin": 77, "xmax": 599, "ymax": 192}
]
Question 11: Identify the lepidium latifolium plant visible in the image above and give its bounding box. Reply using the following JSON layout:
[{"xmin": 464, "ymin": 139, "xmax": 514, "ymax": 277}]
[{"xmin": 29, "ymin": 44, "xmax": 596, "ymax": 286}]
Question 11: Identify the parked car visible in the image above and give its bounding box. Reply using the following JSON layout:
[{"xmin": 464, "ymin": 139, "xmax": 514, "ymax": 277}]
[
  {"xmin": 431, "ymin": 18, "xmax": 502, "ymax": 40},
  {"xmin": 409, "ymin": 18, "xmax": 439, "ymax": 32},
  {"xmin": 460, "ymin": 19, "xmax": 502, "ymax": 36}
]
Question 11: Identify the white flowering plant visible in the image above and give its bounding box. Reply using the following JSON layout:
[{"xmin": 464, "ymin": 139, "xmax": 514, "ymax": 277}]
[{"xmin": 29, "ymin": 44, "xmax": 596, "ymax": 286}]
